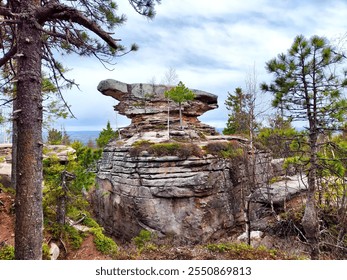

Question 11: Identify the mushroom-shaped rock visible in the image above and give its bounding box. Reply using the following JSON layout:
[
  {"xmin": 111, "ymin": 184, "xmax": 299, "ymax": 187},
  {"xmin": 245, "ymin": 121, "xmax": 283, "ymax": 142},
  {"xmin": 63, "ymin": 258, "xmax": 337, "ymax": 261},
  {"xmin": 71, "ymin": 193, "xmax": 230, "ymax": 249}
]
[{"xmin": 97, "ymin": 79, "xmax": 219, "ymax": 138}]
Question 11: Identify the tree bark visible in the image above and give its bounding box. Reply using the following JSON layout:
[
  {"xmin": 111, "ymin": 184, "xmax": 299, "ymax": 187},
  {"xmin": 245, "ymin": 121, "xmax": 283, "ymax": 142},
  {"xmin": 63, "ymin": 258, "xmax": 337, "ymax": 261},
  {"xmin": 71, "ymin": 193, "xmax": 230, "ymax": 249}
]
[
  {"xmin": 14, "ymin": 1, "xmax": 43, "ymax": 260},
  {"xmin": 302, "ymin": 132, "xmax": 320, "ymax": 260}
]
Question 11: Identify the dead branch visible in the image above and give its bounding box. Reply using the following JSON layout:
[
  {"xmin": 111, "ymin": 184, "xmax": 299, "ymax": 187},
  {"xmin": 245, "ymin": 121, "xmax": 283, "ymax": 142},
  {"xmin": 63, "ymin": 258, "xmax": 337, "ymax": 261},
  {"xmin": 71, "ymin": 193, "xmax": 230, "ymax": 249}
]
[{"xmin": 0, "ymin": 46, "xmax": 16, "ymax": 67}]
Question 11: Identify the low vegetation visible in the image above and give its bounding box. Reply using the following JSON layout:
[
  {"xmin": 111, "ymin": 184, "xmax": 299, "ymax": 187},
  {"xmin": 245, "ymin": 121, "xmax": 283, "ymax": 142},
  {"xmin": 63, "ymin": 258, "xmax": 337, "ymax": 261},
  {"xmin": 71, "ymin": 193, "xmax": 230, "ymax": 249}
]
[
  {"xmin": 130, "ymin": 140, "xmax": 203, "ymax": 158},
  {"xmin": 203, "ymin": 140, "xmax": 244, "ymax": 160},
  {"xmin": 0, "ymin": 245, "xmax": 14, "ymax": 260}
]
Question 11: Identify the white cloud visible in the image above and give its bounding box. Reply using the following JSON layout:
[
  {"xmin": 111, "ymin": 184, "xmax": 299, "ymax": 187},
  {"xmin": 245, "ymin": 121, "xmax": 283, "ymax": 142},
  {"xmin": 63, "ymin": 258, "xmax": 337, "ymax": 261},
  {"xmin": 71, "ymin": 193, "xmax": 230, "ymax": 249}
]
[{"xmin": 58, "ymin": 0, "xmax": 347, "ymax": 131}]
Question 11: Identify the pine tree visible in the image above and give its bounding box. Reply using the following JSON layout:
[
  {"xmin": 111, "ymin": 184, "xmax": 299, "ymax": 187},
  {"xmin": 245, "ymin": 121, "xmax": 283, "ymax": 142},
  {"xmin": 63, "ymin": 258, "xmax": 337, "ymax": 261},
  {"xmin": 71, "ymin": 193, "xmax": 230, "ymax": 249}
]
[
  {"xmin": 0, "ymin": 0, "xmax": 160, "ymax": 259},
  {"xmin": 223, "ymin": 87, "xmax": 250, "ymax": 135},
  {"xmin": 96, "ymin": 121, "xmax": 118, "ymax": 148},
  {"xmin": 262, "ymin": 35, "xmax": 347, "ymax": 259},
  {"xmin": 164, "ymin": 81, "xmax": 195, "ymax": 129}
]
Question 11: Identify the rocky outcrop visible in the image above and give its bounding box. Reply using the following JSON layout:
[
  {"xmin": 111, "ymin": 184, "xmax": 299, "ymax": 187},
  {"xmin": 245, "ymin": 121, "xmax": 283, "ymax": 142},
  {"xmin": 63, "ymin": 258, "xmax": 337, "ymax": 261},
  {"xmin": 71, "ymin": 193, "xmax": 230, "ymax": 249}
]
[
  {"xmin": 0, "ymin": 144, "xmax": 76, "ymax": 189},
  {"xmin": 93, "ymin": 146, "xmax": 238, "ymax": 243},
  {"xmin": 252, "ymin": 175, "xmax": 308, "ymax": 206},
  {"xmin": 97, "ymin": 79, "xmax": 219, "ymax": 138},
  {"xmin": 92, "ymin": 79, "xmax": 307, "ymax": 244},
  {"xmin": 91, "ymin": 137, "xmax": 279, "ymax": 243}
]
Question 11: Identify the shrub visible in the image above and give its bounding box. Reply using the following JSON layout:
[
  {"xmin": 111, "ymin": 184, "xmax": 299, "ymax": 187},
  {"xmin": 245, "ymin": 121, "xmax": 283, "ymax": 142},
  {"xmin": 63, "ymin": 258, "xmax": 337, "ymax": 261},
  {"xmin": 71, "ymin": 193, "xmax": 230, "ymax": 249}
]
[
  {"xmin": 47, "ymin": 128, "xmax": 71, "ymax": 145},
  {"xmin": 148, "ymin": 142, "xmax": 181, "ymax": 156},
  {"xmin": 203, "ymin": 141, "xmax": 229, "ymax": 155},
  {"xmin": 204, "ymin": 141, "xmax": 244, "ymax": 160},
  {"xmin": 90, "ymin": 227, "xmax": 118, "ymax": 256},
  {"xmin": 206, "ymin": 242, "xmax": 252, "ymax": 253},
  {"xmin": 129, "ymin": 140, "xmax": 154, "ymax": 157},
  {"xmin": 96, "ymin": 121, "xmax": 118, "ymax": 148},
  {"xmin": 64, "ymin": 225, "xmax": 85, "ymax": 250},
  {"xmin": 133, "ymin": 230, "xmax": 152, "ymax": 250},
  {"xmin": 0, "ymin": 245, "xmax": 14, "ymax": 260},
  {"xmin": 130, "ymin": 141, "xmax": 202, "ymax": 158},
  {"xmin": 42, "ymin": 243, "xmax": 51, "ymax": 260}
]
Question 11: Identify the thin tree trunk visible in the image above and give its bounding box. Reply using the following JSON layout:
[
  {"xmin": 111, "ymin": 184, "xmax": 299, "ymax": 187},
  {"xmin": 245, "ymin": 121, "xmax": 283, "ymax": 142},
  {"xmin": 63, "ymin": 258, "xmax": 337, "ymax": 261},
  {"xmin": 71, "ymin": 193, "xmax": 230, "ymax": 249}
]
[
  {"xmin": 11, "ymin": 97, "xmax": 17, "ymax": 190},
  {"xmin": 302, "ymin": 132, "xmax": 320, "ymax": 260},
  {"xmin": 14, "ymin": 1, "xmax": 43, "ymax": 260},
  {"xmin": 56, "ymin": 171, "xmax": 69, "ymax": 225},
  {"xmin": 179, "ymin": 102, "xmax": 183, "ymax": 129}
]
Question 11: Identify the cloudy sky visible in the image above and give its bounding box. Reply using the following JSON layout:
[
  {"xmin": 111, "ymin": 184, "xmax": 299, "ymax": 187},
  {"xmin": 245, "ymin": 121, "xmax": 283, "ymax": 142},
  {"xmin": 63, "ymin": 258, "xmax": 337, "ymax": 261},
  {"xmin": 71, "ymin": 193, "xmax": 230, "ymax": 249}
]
[{"xmin": 57, "ymin": 0, "xmax": 347, "ymax": 131}]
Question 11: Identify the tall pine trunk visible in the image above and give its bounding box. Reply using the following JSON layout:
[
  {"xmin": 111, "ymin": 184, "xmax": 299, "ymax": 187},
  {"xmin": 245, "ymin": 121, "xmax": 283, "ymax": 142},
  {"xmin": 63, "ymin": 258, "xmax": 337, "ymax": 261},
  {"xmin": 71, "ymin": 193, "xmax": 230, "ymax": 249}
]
[{"xmin": 14, "ymin": 1, "xmax": 43, "ymax": 260}]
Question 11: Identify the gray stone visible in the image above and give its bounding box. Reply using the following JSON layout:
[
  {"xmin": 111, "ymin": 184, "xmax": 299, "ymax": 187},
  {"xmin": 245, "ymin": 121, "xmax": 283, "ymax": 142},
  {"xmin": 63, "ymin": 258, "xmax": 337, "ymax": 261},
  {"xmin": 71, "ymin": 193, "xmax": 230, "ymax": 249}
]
[
  {"xmin": 97, "ymin": 79, "xmax": 219, "ymax": 138},
  {"xmin": 92, "ymin": 79, "xmax": 278, "ymax": 244},
  {"xmin": 237, "ymin": 230, "xmax": 264, "ymax": 242},
  {"xmin": 252, "ymin": 175, "xmax": 307, "ymax": 205},
  {"xmin": 49, "ymin": 242, "xmax": 60, "ymax": 260}
]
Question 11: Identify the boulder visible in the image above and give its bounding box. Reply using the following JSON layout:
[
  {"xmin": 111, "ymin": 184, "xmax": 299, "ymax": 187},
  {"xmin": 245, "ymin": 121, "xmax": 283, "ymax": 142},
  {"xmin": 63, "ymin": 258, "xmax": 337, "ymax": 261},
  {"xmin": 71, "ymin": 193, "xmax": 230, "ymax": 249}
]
[
  {"xmin": 49, "ymin": 242, "xmax": 60, "ymax": 260},
  {"xmin": 252, "ymin": 175, "xmax": 307, "ymax": 206},
  {"xmin": 237, "ymin": 230, "xmax": 264, "ymax": 242},
  {"xmin": 43, "ymin": 145, "xmax": 76, "ymax": 163}
]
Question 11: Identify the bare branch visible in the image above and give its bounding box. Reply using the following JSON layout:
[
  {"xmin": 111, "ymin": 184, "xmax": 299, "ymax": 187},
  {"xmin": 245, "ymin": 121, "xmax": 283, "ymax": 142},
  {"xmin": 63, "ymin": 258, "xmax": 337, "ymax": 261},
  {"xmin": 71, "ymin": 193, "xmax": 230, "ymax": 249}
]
[
  {"xmin": 0, "ymin": 97, "xmax": 15, "ymax": 106},
  {"xmin": 42, "ymin": 44, "xmax": 78, "ymax": 119},
  {"xmin": 0, "ymin": 46, "xmax": 16, "ymax": 67},
  {"xmin": 0, "ymin": 6, "xmax": 17, "ymax": 18}
]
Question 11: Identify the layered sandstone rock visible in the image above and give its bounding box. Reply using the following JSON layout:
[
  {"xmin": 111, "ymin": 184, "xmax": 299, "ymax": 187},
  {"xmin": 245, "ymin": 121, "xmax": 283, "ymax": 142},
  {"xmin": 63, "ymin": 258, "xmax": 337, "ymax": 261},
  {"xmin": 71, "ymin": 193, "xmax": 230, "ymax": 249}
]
[
  {"xmin": 92, "ymin": 79, "xmax": 304, "ymax": 244},
  {"xmin": 97, "ymin": 79, "xmax": 219, "ymax": 138},
  {"xmin": 93, "ymin": 146, "xmax": 238, "ymax": 243}
]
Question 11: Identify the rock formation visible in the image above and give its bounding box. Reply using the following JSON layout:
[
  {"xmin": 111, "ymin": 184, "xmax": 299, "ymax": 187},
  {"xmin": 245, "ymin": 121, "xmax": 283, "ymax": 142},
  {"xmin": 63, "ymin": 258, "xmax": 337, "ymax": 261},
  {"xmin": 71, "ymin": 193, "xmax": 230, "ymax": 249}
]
[
  {"xmin": 92, "ymin": 79, "xmax": 306, "ymax": 244},
  {"xmin": 97, "ymin": 79, "xmax": 219, "ymax": 138}
]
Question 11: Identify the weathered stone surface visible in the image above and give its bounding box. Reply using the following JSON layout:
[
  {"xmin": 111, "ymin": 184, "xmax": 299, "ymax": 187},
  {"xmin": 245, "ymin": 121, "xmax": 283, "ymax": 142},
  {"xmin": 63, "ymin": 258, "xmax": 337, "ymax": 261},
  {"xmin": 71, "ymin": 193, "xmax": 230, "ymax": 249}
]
[
  {"xmin": 92, "ymin": 146, "xmax": 238, "ymax": 243},
  {"xmin": 237, "ymin": 230, "xmax": 264, "ymax": 242},
  {"xmin": 43, "ymin": 145, "xmax": 76, "ymax": 163},
  {"xmin": 93, "ymin": 79, "xmax": 307, "ymax": 244},
  {"xmin": 0, "ymin": 144, "xmax": 13, "ymax": 188},
  {"xmin": 252, "ymin": 175, "xmax": 307, "ymax": 206},
  {"xmin": 91, "ymin": 140, "xmax": 287, "ymax": 244},
  {"xmin": 49, "ymin": 242, "xmax": 60, "ymax": 260},
  {"xmin": 97, "ymin": 79, "xmax": 219, "ymax": 137}
]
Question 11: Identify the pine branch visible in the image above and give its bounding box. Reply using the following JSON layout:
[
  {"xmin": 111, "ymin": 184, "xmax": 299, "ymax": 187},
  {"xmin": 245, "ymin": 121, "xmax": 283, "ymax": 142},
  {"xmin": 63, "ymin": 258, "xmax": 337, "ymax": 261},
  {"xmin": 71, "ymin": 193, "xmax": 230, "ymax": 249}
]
[{"xmin": 35, "ymin": 3, "xmax": 121, "ymax": 49}]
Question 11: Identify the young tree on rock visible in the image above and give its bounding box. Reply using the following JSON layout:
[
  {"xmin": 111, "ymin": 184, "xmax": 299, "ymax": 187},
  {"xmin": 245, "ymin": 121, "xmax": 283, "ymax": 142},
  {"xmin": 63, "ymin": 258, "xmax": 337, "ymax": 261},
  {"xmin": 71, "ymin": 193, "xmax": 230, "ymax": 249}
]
[
  {"xmin": 161, "ymin": 67, "xmax": 179, "ymax": 138},
  {"xmin": 0, "ymin": 0, "xmax": 160, "ymax": 260},
  {"xmin": 261, "ymin": 35, "xmax": 347, "ymax": 259},
  {"xmin": 96, "ymin": 120, "xmax": 118, "ymax": 148},
  {"xmin": 164, "ymin": 81, "xmax": 195, "ymax": 130},
  {"xmin": 223, "ymin": 87, "xmax": 250, "ymax": 135}
]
